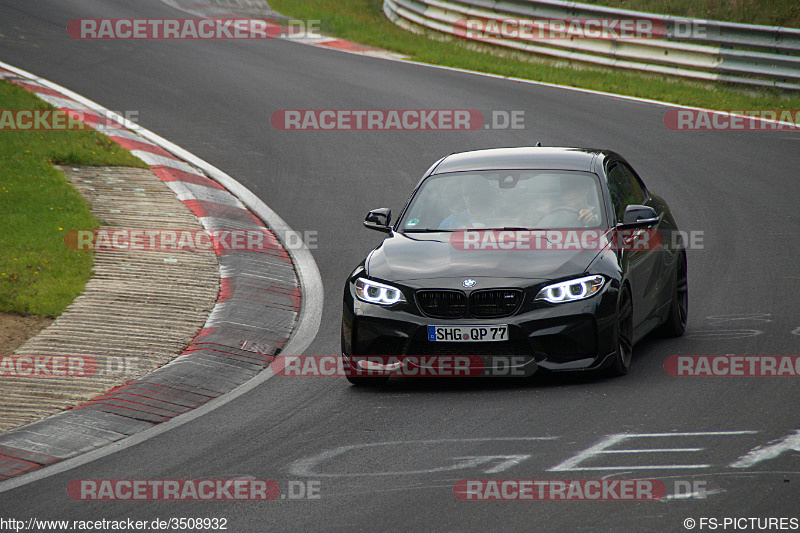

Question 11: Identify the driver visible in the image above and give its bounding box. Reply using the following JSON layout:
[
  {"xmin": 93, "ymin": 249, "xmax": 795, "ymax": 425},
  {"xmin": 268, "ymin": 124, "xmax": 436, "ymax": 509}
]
[{"xmin": 561, "ymin": 178, "xmax": 600, "ymax": 226}]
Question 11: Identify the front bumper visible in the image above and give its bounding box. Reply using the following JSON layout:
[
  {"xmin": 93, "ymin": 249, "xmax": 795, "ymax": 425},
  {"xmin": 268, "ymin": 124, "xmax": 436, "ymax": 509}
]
[{"xmin": 342, "ymin": 281, "xmax": 619, "ymax": 375}]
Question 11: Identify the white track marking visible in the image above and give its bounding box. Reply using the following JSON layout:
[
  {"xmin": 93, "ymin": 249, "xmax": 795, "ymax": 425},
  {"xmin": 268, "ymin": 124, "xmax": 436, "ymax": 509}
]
[
  {"xmin": 549, "ymin": 431, "xmax": 757, "ymax": 472},
  {"xmin": 730, "ymin": 430, "xmax": 800, "ymax": 469},
  {"xmin": 289, "ymin": 438, "xmax": 554, "ymax": 477}
]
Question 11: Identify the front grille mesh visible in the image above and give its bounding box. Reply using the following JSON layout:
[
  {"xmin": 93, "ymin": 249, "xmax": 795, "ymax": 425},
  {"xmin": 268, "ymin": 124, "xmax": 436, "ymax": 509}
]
[
  {"xmin": 469, "ymin": 289, "xmax": 522, "ymax": 318},
  {"xmin": 416, "ymin": 290, "xmax": 466, "ymax": 318}
]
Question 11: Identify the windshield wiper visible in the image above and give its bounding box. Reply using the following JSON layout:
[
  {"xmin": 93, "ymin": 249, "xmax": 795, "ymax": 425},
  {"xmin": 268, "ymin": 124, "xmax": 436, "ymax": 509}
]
[
  {"xmin": 479, "ymin": 227, "xmax": 535, "ymax": 231},
  {"xmin": 403, "ymin": 227, "xmax": 536, "ymax": 233},
  {"xmin": 401, "ymin": 228, "xmax": 454, "ymax": 233}
]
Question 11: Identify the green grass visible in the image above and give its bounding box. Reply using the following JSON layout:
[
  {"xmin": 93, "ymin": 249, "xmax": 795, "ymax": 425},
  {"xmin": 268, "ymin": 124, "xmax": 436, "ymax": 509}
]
[
  {"xmin": 581, "ymin": 0, "xmax": 800, "ymax": 29},
  {"xmin": 270, "ymin": 0, "xmax": 800, "ymax": 110},
  {"xmin": 0, "ymin": 80, "xmax": 145, "ymax": 317}
]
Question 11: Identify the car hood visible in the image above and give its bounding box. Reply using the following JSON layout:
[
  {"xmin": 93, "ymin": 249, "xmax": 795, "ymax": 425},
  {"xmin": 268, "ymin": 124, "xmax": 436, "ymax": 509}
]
[{"xmin": 366, "ymin": 232, "xmax": 603, "ymax": 283}]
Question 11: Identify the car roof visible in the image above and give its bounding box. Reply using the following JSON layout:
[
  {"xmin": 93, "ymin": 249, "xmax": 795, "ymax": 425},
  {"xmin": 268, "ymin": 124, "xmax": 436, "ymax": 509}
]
[{"xmin": 430, "ymin": 147, "xmax": 606, "ymax": 174}]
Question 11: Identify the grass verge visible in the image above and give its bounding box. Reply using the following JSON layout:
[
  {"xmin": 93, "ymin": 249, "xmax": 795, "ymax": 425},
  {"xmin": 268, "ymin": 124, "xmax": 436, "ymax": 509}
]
[
  {"xmin": 581, "ymin": 0, "xmax": 800, "ymax": 29},
  {"xmin": 0, "ymin": 79, "xmax": 146, "ymax": 317},
  {"xmin": 270, "ymin": 0, "xmax": 800, "ymax": 111}
]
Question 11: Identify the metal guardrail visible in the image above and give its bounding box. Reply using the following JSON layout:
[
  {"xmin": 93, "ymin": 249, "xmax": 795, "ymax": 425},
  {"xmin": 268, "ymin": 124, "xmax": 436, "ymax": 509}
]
[{"xmin": 384, "ymin": 0, "xmax": 800, "ymax": 91}]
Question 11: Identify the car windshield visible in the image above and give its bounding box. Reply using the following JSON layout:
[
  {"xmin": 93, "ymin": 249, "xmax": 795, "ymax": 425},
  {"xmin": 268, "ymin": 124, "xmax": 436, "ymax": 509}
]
[{"xmin": 398, "ymin": 170, "xmax": 605, "ymax": 231}]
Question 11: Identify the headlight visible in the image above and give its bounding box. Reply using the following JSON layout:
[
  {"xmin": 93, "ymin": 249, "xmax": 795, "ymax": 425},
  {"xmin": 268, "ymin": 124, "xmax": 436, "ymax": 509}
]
[
  {"xmin": 535, "ymin": 275, "xmax": 605, "ymax": 304},
  {"xmin": 354, "ymin": 278, "xmax": 406, "ymax": 305}
]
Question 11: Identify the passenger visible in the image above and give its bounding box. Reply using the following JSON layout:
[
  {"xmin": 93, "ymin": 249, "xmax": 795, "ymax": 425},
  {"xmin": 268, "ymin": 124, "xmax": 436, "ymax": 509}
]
[{"xmin": 439, "ymin": 179, "xmax": 493, "ymax": 229}]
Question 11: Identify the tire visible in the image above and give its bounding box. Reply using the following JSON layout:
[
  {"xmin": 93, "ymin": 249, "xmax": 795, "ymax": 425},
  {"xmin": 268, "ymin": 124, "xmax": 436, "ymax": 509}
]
[
  {"xmin": 658, "ymin": 252, "xmax": 688, "ymax": 338},
  {"xmin": 607, "ymin": 286, "xmax": 633, "ymax": 376}
]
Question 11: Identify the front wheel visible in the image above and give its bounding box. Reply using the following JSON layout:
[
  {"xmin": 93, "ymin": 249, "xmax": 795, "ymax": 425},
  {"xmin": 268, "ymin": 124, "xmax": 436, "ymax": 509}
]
[{"xmin": 607, "ymin": 287, "xmax": 633, "ymax": 376}]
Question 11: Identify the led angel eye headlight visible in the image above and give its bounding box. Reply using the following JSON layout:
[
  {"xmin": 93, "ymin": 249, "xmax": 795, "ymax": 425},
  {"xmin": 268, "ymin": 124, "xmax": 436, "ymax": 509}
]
[
  {"xmin": 536, "ymin": 275, "xmax": 605, "ymax": 304},
  {"xmin": 354, "ymin": 278, "xmax": 406, "ymax": 305}
]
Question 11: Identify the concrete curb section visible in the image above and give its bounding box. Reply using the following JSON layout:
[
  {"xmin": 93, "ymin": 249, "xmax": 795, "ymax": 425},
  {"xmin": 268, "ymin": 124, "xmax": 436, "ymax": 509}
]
[
  {"xmin": 1, "ymin": 166, "xmax": 221, "ymax": 432},
  {"xmin": 0, "ymin": 62, "xmax": 322, "ymax": 484}
]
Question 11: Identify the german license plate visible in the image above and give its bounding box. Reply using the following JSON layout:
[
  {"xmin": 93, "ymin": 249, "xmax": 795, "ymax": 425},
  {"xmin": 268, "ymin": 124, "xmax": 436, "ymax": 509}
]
[{"xmin": 427, "ymin": 325, "xmax": 508, "ymax": 342}]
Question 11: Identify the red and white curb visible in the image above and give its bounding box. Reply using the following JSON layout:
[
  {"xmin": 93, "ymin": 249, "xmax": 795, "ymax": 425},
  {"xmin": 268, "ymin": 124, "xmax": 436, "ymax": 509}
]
[
  {"xmin": 0, "ymin": 61, "xmax": 322, "ymax": 485},
  {"xmin": 161, "ymin": 0, "xmax": 409, "ymax": 60}
]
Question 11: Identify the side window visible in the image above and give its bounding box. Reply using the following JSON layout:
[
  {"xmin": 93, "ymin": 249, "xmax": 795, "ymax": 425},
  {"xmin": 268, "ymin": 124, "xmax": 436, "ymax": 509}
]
[{"xmin": 607, "ymin": 163, "xmax": 647, "ymax": 222}]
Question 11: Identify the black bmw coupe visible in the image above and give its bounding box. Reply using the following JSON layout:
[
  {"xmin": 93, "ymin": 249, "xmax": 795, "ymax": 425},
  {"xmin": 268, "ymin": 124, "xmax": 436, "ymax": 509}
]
[{"xmin": 341, "ymin": 147, "xmax": 687, "ymax": 385}]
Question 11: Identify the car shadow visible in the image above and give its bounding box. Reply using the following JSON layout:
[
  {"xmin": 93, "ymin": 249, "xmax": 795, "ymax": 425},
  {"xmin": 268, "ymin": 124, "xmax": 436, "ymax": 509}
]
[{"xmin": 345, "ymin": 333, "xmax": 667, "ymax": 394}]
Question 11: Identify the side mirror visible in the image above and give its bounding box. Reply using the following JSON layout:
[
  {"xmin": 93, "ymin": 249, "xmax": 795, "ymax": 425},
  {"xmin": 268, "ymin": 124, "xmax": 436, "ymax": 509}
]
[
  {"xmin": 618, "ymin": 205, "xmax": 659, "ymax": 228},
  {"xmin": 364, "ymin": 208, "xmax": 392, "ymax": 233}
]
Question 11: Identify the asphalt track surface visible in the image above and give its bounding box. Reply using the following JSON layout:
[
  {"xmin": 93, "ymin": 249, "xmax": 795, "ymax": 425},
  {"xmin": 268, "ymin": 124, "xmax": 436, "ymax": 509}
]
[{"xmin": 1, "ymin": 1, "xmax": 800, "ymax": 530}]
